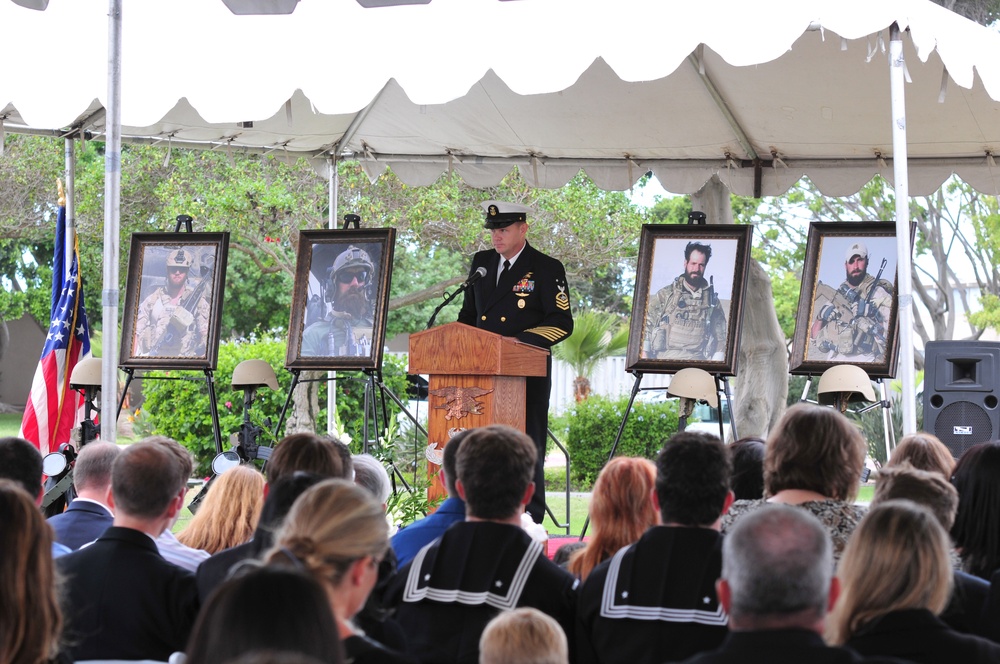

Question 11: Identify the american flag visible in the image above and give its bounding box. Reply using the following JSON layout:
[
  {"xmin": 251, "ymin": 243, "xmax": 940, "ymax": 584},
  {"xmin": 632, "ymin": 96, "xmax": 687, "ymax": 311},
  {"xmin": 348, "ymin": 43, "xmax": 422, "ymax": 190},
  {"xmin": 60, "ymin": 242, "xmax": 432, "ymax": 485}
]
[{"xmin": 19, "ymin": 205, "xmax": 92, "ymax": 455}]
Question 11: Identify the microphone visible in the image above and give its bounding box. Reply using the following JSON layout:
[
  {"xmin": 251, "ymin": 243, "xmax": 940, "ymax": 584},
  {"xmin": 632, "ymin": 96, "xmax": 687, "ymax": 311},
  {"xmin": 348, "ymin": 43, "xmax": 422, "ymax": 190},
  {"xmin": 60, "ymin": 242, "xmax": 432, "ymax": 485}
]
[
  {"xmin": 425, "ymin": 267, "xmax": 488, "ymax": 330},
  {"xmin": 461, "ymin": 266, "xmax": 488, "ymax": 289}
]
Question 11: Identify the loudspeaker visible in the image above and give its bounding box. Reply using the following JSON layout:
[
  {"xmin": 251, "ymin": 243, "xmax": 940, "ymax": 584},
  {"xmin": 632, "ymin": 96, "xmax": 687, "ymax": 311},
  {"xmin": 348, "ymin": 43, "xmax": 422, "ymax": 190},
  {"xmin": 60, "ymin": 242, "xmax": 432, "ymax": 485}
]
[{"xmin": 923, "ymin": 341, "xmax": 1000, "ymax": 459}]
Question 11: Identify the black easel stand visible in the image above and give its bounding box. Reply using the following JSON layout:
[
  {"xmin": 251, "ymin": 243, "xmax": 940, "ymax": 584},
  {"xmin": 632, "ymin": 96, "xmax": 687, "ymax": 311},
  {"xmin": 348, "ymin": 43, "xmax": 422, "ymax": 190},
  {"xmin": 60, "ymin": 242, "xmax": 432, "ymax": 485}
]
[
  {"xmin": 117, "ymin": 366, "xmax": 223, "ymax": 456},
  {"xmin": 362, "ymin": 368, "xmax": 414, "ymax": 493}
]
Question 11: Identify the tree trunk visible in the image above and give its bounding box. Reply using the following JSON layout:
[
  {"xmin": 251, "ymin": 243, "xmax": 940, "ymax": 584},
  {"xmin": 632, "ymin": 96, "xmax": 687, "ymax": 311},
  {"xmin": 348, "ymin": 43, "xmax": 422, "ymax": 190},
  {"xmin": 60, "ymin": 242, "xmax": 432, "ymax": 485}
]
[
  {"xmin": 284, "ymin": 369, "xmax": 323, "ymax": 435},
  {"xmin": 573, "ymin": 375, "xmax": 591, "ymax": 402}
]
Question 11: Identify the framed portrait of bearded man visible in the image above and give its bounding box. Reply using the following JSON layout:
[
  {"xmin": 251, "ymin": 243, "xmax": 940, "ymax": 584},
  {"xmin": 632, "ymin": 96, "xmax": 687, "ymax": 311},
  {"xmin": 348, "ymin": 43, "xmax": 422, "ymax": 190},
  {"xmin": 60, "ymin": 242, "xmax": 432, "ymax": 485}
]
[
  {"xmin": 790, "ymin": 221, "xmax": 913, "ymax": 379},
  {"xmin": 286, "ymin": 228, "xmax": 396, "ymax": 370},
  {"xmin": 626, "ymin": 224, "xmax": 753, "ymax": 375},
  {"xmin": 120, "ymin": 232, "xmax": 230, "ymax": 370}
]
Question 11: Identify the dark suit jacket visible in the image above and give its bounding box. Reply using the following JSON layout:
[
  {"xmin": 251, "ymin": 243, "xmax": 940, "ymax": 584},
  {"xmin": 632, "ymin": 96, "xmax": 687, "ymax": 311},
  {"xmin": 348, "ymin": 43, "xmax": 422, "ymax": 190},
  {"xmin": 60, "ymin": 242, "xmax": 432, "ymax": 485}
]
[
  {"xmin": 57, "ymin": 526, "xmax": 200, "ymax": 662},
  {"xmin": 846, "ymin": 608, "xmax": 1000, "ymax": 663},
  {"xmin": 679, "ymin": 629, "xmax": 908, "ymax": 664},
  {"xmin": 457, "ymin": 241, "xmax": 573, "ymax": 350},
  {"xmin": 47, "ymin": 498, "xmax": 113, "ymax": 550}
]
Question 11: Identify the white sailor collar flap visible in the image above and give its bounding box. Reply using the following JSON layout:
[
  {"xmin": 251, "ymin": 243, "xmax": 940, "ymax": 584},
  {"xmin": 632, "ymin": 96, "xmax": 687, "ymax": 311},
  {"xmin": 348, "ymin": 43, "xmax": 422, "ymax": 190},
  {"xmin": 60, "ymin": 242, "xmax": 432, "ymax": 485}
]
[
  {"xmin": 599, "ymin": 529, "xmax": 727, "ymax": 626},
  {"xmin": 402, "ymin": 522, "xmax": 544, "ymax": 611}
]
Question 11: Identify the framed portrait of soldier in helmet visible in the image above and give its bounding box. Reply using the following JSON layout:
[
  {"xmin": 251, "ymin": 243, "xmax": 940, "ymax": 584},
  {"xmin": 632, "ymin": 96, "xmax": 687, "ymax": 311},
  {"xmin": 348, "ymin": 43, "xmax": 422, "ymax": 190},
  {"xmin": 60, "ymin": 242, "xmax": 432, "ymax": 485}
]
[
  {"xmin": 120, "ymin": 233, "xmax": 230, "ymax": 370},
  {"xmin": 789, "ymin": 221, "xmax": 914, "ymax": 379},
  {"xmin": 286, "ymin": 228, "xmax": 396, "ymax": 370},
  {"xmin": 626, "ymin": 224, "xmax": 753, "ymax": 376}
]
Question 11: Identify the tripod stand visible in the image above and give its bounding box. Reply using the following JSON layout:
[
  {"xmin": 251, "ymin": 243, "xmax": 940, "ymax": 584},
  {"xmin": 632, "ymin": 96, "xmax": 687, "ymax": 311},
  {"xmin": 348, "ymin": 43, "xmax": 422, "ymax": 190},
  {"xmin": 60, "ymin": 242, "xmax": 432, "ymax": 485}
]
[{"xmin": 361, "ymin": 367, "xmax": 422, "ymax": 493}]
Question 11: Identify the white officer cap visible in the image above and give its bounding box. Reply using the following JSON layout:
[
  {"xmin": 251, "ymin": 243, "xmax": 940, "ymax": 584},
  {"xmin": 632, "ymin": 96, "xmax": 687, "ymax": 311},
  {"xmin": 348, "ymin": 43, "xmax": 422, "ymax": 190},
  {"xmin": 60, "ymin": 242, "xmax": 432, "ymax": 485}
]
[
  {"xmin": 481, "ymin": 200, "xmax": 533, "ymax": 229},
  {"xmin": 845, "ymin": 242, "xmax": 868, "ymax": 262}
]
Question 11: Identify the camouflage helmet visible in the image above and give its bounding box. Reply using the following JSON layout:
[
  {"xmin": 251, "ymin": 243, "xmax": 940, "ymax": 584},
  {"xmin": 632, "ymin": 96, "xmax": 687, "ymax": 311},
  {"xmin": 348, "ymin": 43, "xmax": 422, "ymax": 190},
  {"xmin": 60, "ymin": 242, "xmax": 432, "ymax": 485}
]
[
  {"xmin": 166, "ymin": 249, "xmax": 193, "ymax": 269},
  {"xmin": 329, "ymin": 245, "xmax": 374, "ymax": 285}
]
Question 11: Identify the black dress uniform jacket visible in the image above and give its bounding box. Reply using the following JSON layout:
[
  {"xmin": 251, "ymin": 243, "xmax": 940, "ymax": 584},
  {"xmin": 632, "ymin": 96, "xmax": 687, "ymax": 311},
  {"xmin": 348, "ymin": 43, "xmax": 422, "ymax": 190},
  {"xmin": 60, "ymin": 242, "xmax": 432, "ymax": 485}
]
[
  {"xmin": 457, "ymin": 241, "xmax": 573, "ymax": 521},
  {"xmin": 576, "ymin": 526, "xmax": 728, "ymax": 664},
  {"xmin": 384, "ymin": 521, "xmax": 578, "ymax": 664}
]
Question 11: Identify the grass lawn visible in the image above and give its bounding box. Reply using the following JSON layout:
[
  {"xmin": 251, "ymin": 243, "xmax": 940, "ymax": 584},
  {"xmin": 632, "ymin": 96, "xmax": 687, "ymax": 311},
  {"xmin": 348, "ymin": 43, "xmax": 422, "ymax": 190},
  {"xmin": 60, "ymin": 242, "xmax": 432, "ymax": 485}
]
[{"xmin": 0, "ymin": 413, "xmax": 22, "ymax": 437}]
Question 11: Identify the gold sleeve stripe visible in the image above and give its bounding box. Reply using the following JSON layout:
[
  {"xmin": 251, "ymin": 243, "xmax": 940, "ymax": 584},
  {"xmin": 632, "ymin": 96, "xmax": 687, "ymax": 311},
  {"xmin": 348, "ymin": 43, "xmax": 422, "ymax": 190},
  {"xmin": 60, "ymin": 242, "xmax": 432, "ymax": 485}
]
[{"xmin": 525, "ymin": 326, "xmax": 569, "ymax": 342}]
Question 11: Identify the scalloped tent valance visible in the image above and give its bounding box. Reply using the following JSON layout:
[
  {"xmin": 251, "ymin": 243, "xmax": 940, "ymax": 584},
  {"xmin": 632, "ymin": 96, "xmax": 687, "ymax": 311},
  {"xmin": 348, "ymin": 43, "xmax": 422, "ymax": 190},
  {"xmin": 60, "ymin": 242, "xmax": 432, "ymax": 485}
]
[{"xmin": 2, "ymin": 0, "xmax": 1000, "ymax": 197}]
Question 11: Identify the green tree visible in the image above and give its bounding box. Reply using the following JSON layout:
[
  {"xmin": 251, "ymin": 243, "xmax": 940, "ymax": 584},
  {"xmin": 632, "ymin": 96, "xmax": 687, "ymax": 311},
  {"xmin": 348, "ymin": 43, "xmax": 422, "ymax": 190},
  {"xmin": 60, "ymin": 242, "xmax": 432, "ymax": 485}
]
[{"xmin": 552, "ymin": 310, "xmax": 629, "ymax": 402}]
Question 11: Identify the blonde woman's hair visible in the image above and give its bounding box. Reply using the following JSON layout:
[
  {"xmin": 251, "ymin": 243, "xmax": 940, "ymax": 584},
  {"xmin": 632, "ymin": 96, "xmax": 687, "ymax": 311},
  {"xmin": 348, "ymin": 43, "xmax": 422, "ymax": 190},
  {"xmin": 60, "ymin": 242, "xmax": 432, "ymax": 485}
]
[
  {"xmin": 827, "ymin": 500, "xmax": 952, "ymax": 645},
  {"xmin": 479, "ymin": 608, "xmax": 568, "ymax": 664},
  {"xmin": 266, "ymin": 479, "xmax": 389, "ymax": 587},
  {"xmin": 886, "ymin": 432, "xmax": 956, "ymax": 479},
  {"xmin": 178, "ymin": 464, "xmax": 266, "ymax": 554}
]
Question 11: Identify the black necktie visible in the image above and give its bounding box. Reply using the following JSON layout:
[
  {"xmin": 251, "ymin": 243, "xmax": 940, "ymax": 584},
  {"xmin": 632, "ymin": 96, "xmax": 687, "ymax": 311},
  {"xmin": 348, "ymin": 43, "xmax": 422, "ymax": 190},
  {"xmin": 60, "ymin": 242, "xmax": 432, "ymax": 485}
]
[{"xmin": 498, "ymin": 259, "xmax": 510, "ymax": 284}]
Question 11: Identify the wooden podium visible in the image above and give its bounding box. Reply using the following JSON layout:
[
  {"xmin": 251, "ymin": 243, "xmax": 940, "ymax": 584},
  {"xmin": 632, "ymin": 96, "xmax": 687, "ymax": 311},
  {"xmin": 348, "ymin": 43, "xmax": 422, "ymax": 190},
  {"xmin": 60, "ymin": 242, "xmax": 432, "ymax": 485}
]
[{"xmin": 409, "ymin": 322, "xmax": 549, "ymax": 501}]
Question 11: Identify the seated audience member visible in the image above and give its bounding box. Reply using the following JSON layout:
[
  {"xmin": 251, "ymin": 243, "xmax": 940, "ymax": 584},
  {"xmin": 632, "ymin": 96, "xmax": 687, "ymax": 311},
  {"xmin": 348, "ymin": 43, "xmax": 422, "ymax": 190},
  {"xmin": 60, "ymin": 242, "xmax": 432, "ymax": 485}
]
[
  {"xmin": 385, "ymin": 425, "xmax": 578, "ymax": 664},
  {"xmin": 680, "ymin": 504, "xmax": 899, "ymax": 664},
  {"xmin": 350, "ymin": 453, "xmax": 408, "ymax": 653},
  {"xmin": 721, "ymin": 403, "xmax": 867, "ymax": 563},
  {"xmin": 58, "ymin": 440, "xmax": 200, "ymax": 662},
  {"xmin": 577, "ymin": 432, "xmax": 731, "ymax": 664},
  {"xmin": 391, "ymin": 431, "xmax": 468, "ymax": 567},
  {"xmin": 267, "ymin": 432, "xmax": 353, "ymax": 486},
  {"xmin": 0, "ymin": 436, "xmax": 70, "ymax": 557},
  {"xmin": 266, "ymin": 479, "xmax": 414, "ymax": 663},
  {"xmin": 872, "ymin": 462, "xmax": 989, "ymax": 637},
  {"xmin": 353, "ymin": 453, "xmax": 392, "ymax": 509},
  {"xmin": 147, "ymin": 436, "xmax": 210, "ymax": 571},
  {"xmin": 177, "ymin": 464, "xmax": 265, "ymax": 554},
  {"xmin": 0, "ymin": 480, "xmax": 66, "ymax": 664},
  {"xmin": 387, "ymin": 425, "xmax": 577, "ymax": 663},
  {"xmin": 950, "ymin": 441, "xmax": 1000, "ymax": 580},
  {"xmin": 196, "ymin": 471, "xmax": 325, "ymax": 602},
  {"xmin": 727, "ymin": 436, "xmax": 766, "ymax": 501},
  {"xmin": 47, "ymin": 441, "xmax": 119, "ymax": 550},
  {"xmin": 183, "ymin": 565, "xmax": 343, "ymax": 664},
  {"xmin": 566, "ymin": 456, "xmax": 658, "ymax": 581},
  {"xmin": 884, "ymin": 432, "xmax": 956, "ymax": 479},
  {"xmin": 828, "ymin": 500, "xmax": 1000, "ymax": 663},
  {"xmin": 479, "ymin": 607, "xmax": 568, "ymax": 664}
]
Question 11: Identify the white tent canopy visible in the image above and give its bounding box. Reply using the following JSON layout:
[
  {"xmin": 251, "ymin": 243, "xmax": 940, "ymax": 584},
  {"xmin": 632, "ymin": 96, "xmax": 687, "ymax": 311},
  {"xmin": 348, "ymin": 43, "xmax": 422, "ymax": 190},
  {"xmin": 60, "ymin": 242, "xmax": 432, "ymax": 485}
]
[
  {"xmin": 3, "ymin": 0, "xmax": 1000, "ymax": 196},
  {"xmin": 4, "ymin": 0, "xmax": 1000, "ymax": 434}
]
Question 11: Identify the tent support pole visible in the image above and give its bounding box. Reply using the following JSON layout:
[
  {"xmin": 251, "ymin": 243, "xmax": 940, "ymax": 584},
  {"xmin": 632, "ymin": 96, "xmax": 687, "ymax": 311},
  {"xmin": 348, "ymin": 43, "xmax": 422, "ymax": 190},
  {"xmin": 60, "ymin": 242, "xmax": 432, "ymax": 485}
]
[
  {"xmin": 890, "ymin": 23, "xmax": 917, "ymax": 434},
  {"xmin": 327, "ymin": 155, "xmax": 339, "ymax": 437},
  {"xmin": 64, "ymin": 138, "xmax": 75, "ymax": 276},
  {"xmin": 100, "ymin": 0, "xmax": 123, "ymax": 442}
]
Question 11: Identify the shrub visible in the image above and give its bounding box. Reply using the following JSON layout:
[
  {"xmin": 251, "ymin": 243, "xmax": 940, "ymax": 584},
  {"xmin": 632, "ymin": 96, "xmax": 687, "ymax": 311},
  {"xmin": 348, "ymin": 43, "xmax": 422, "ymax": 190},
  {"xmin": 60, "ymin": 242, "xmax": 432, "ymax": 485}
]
[
  {"xmin": 566, "ymin": 395, "xmax": 679, "ymax": 487},
  {"xmin": 141, "ymin": 339, "xmax": 416, "ymax": 477},
  {"xmin": 140, "ymin": 335, "xmax": 289, "ymax": 476}
]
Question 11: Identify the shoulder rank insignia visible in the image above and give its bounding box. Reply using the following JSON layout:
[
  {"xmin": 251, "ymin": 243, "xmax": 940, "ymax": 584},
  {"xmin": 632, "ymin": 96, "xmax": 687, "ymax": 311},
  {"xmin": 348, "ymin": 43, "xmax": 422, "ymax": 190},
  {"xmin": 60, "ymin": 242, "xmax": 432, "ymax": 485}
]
[{"xmin": 556, "ymin": 284, "xmax": 570, "ymax": 311}]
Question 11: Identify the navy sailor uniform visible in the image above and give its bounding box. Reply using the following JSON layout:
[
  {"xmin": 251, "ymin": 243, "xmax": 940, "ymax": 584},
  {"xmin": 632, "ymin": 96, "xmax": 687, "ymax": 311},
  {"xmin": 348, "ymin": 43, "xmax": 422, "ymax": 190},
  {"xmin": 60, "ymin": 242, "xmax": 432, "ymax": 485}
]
[
  {"xmin": 576, "ymin": 526, "xmax": 728, "ymax": 664},
  {"xmin": 384, "ymin": 521, "xmax": 578, "ymax": 664}
]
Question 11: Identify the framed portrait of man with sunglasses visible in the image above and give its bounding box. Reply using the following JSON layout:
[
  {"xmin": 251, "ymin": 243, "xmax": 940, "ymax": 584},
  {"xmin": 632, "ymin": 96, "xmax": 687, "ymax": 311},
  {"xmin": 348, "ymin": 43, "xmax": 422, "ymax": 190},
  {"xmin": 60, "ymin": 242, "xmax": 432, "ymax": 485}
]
[
  {"xmin": 120, "ymin": 232, "xmax": 230, "ymax": 370},
  {"xmin": 286, "ymin": 228, "xmax": 396, "ymax": 370}
]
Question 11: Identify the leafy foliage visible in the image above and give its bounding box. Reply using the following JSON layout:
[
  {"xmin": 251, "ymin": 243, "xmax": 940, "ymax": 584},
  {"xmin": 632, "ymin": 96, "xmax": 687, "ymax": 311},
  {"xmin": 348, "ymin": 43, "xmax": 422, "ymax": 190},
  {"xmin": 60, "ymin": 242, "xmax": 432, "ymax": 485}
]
[
  {"xmin": 140, "ymin": 335, "xmax": 289, "ymax": 476},
  {"xmin": 552, "ymin": 310, "xmax": 629, "ymax": 401},
  {"xmin": 565, "ymin": 395, "xmax": 678, "ymax": 486}
]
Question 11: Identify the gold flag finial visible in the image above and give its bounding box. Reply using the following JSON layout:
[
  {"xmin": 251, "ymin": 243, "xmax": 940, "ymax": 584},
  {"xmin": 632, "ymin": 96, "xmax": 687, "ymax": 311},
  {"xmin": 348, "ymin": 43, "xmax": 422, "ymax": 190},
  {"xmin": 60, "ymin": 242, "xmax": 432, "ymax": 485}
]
[{"xmin": 57, "ymin": 178, "xmax": 66, "ymax": 207}]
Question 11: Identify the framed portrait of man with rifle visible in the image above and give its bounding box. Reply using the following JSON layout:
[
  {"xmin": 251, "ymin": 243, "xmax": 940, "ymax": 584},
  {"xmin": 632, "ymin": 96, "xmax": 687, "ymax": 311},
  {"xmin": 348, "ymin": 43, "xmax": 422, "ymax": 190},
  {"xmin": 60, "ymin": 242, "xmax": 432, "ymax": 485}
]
[
  {"xmin": 120, "ymin": 233, "xmax": 230, "ymax": 370},
  {"xmin": 790, "ymin": 221, "xmax": 913, "ymax": 379},
  {"xmin": 626, "ymin": 224, "xmax": 752, "ymax": 376}
]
